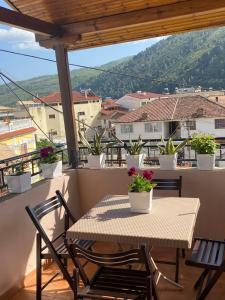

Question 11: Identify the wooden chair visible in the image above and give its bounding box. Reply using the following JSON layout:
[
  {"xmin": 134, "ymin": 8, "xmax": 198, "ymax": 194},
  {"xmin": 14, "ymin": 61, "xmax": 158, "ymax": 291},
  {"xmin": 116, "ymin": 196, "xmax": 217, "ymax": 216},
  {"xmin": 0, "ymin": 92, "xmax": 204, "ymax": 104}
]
[
  {"xmin": 186, "ymin": 237, "xmax": 225, "ymax": 300},
  {"xmin": 151, "ymin": 176, "xmax": 184, "ymax": 283},
  {"xmin": 25, "ymin": 190, "xmax": 94, "ymax": 300},
  {"xmin": 66, "ymin": 241, "xmax": 159, "ymax": 300}
]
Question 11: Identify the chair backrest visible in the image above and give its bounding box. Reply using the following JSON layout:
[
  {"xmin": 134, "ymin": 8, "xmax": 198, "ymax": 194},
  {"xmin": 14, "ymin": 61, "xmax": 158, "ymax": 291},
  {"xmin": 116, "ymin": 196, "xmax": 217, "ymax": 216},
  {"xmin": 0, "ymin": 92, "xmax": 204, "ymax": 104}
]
[
  {"xmin": 66, "ymin": 241, "xmax": 153, "ymax": 286},
  {"xmin": 25, "ymin": 190, "xmax": 75, "ymax": 250},
  {"xmin": 152, "ymin": 176, "xmax": 182, "ymax": 197}
]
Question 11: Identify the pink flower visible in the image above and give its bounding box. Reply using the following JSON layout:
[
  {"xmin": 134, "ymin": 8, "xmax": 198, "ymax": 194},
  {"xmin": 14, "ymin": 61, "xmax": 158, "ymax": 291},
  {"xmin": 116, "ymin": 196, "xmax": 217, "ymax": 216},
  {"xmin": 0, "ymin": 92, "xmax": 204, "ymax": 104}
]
[
  {"xmin": 143, "ymin": 170, "xmax": 154, "ymax": 181},
  {"xmin": 128, "ymin": 167, "xmax": 136, "ymax": 177}
]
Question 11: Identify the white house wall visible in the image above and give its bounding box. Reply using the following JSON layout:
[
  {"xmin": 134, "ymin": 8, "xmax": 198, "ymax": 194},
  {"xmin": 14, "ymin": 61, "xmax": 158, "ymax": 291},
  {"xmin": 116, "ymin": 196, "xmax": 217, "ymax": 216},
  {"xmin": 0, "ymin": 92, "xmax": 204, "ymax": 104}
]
[
  {"xmin": 181, "ymin": 118, "xmax": 225, "ymax": 138},
  {"xmin": 115, "ymin": 121, "xmax": 164, "ymax": 140}
]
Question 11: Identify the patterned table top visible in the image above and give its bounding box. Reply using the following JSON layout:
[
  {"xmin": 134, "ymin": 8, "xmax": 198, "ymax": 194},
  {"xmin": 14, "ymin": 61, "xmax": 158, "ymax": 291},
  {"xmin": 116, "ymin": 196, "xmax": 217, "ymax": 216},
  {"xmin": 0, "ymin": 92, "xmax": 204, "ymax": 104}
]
[{"xmin": 67, "ymin": 195, "xmax": 200, "ymax": 249}]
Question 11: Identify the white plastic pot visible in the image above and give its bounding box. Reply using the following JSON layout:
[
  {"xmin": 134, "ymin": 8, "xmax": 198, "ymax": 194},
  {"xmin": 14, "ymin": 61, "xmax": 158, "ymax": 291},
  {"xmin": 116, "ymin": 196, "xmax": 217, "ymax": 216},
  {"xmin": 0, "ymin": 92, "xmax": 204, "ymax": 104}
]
[
  {"xmin": 197, "ymin": 154, "xmax": 215, "ymax": 170},
  {"xmin": 5, "ymin": 172, "xmax": 31, "ymax": 193},
  {"xmin": 41, "ymin": 161, "xmax": 62, "ymax": 179},
  {"xmin": 126, "ymin": 154, "xmax": 145, "ymax": 169},
  {"xmin": 159, "ymin": 153, "xmax": 177, "ymax": 170},
  {"xmin": 87, "ymin": 153, "xmax": 106, "ymax": 169},
  {"xmin": 128, "ymin": 189, "xmax": 153, "ymax": 213}
]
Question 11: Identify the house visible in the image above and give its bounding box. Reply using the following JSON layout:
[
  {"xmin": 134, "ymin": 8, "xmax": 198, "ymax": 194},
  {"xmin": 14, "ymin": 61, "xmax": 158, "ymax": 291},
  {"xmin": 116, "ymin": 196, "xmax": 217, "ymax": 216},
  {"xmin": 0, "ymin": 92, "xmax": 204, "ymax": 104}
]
[
  {"xmin": 17, "ymin": 90, "xmax": 102, "ymax": 142},
  {"xmin": 114, "ymin": 95, "xmax": 225, "ymax": 140},
  {"xmin": 116, "ymin": 91, "xmax": 163, "ymax": 111}
]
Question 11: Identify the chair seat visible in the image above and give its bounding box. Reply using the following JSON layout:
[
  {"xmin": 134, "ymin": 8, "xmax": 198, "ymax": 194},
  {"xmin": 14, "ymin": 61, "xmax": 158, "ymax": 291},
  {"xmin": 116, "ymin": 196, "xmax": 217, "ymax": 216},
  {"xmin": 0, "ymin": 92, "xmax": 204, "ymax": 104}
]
[
  {"xmin": 42, "ymin": 238, "xmax": 94, "ymax": 259},
  {"xmin": 186, "ymin": 238, "xmax": 225, "ymax": 269},
  {"xmin": 85, "ymin": 267, "xmax": 148, "ymax": 297}
]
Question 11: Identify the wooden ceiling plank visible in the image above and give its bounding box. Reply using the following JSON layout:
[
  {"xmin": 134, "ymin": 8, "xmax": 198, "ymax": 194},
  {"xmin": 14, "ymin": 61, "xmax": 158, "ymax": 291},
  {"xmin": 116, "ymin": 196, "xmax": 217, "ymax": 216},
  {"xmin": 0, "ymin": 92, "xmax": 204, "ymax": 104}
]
[{"xmin": 0, "ymin": 6, "xmax": 63, "ymax": 36}]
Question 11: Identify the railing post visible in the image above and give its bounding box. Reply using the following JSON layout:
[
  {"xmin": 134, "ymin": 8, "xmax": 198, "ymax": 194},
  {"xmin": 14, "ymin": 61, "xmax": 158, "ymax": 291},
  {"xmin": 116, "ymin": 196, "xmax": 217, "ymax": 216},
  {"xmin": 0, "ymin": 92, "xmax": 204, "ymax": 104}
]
[{"xmin": 55, "ymin": 44, "xmax": 79, "ymax": 168}]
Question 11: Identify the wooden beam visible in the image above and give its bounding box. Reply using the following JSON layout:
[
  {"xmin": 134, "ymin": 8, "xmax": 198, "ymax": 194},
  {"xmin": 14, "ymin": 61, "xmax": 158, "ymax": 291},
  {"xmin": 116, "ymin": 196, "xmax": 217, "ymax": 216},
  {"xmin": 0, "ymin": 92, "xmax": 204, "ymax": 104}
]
[
  {"xmin": 64, "ymin": 0, "xmax": 225, "ymax": 34},
  {"xmin": 55, "ymin": 45, "xmax": 79, "ymax": 168},
  {"xmin": 0, "ymin": 6, "xmax": 63, "ymax": 36}
]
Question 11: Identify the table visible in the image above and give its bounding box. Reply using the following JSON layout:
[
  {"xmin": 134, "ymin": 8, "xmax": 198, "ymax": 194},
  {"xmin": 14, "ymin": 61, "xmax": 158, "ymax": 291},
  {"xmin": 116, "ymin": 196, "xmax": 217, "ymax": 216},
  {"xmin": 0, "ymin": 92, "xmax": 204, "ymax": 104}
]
[{"xmin": 67, "ymin": 195, "xmax": 200, "ymax": 288}]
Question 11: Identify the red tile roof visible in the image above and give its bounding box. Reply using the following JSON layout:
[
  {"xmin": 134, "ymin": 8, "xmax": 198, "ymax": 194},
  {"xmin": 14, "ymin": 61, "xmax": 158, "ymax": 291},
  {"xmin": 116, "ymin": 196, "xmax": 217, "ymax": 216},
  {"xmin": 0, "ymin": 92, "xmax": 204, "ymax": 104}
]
[
  {"xmin": 33, "ymin": 91, "xmax": 101, "ymax": 104},
  {"xmin": 116, "ymin": 96, "xmax": 225, "ymax": 123},
  {"xmin": 0, "ymin": 127, "xmax": 36, "ymax": 141},
  {"xmin": 127, "ymin": 92, "xmax": 162, "ymax": 99}
]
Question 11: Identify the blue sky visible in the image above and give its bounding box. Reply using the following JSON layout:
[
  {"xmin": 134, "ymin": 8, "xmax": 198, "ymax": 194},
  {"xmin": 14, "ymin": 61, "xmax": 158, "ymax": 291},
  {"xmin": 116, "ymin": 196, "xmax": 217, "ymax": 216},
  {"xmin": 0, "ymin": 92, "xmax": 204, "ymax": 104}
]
[{"xmin": 0, "ymin": 0, "xmax": 167, "ymax": 81}]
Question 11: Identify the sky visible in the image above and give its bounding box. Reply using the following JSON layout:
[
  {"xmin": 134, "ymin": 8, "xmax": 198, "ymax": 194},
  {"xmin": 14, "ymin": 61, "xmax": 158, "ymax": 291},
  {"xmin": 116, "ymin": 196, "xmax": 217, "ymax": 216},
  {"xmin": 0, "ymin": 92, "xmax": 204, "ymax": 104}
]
[{"xmin": 0, "ymin": 0, "xmax": 167, "ymax": 81}]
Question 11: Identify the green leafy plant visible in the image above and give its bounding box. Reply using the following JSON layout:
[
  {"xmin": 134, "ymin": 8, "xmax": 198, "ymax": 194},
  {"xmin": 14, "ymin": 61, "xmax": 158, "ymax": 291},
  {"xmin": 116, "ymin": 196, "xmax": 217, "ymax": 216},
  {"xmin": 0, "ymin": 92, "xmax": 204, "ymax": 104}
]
[
  {"xmin": 79, "ymin": 128, "xmax": 117, "ymax": 155},
  {"xmin": 191, "ymin": 134, "xmax": 218, "ymax": 154},
  {"xmin": 40, "ymin": 146, "xmax": 60, "ymax": 164},
  {"xmin": 128, "ymin": 167, "xmax": 156, "ymax": 192},
  {"xmin": 112, "ymin": 134, "xmax": 146, "ymax": 155},
  {"xmin": 158, "ymin": 137, "xmax": 188, "ymax": 155}
]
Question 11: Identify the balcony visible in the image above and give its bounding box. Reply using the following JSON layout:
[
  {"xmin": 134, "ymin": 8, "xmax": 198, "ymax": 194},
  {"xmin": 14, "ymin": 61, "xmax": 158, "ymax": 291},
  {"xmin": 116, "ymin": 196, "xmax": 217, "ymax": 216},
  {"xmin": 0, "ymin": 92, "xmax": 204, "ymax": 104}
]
[{"xmin": 1, "ymin": 167, "xmax": 225, "ymax": 299}]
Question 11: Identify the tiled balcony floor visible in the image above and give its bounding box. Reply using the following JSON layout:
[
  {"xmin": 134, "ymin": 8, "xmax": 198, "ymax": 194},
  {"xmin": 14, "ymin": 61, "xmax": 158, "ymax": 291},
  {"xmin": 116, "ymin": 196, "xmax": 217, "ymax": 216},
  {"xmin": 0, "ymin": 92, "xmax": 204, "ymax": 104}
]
[{"xmin": 11, "ymin": 243, "xmax": 225, "ymax": 300}]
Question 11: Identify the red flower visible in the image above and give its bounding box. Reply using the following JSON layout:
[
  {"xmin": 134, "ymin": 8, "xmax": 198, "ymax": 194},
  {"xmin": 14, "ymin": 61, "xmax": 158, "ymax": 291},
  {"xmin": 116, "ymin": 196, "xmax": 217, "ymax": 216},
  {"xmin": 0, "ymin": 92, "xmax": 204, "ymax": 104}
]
[
  {"xmin": 143, "ymin": 170, "xmax": 154, "ymax": 181},
  {"xmin": 128, "ymin": 167, "xmax": 136, "ymax": 177},
  {"xmin": 40, "ymin": 146, "xmax": 54, "ymax": 158}
]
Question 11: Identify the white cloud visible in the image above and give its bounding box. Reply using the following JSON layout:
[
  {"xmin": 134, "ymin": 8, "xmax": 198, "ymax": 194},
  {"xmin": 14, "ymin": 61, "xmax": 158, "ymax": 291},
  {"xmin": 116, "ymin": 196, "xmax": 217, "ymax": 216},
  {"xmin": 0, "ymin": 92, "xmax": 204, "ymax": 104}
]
[
  {"xmin": 131, "ymin": 36, "xmax": 168, "ymax": 45},
  {"xmin": 0, "ymin": 27, "xmax": 42, "ymax": 50}
]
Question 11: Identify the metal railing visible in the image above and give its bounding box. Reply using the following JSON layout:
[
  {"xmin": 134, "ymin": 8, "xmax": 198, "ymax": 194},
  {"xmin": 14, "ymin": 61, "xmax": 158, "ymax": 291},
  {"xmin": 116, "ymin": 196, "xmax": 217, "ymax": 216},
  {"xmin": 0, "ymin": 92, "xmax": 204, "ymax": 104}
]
[{"xmin": 0, "ymin": 145, "xmax": 68, "ymax": 192}]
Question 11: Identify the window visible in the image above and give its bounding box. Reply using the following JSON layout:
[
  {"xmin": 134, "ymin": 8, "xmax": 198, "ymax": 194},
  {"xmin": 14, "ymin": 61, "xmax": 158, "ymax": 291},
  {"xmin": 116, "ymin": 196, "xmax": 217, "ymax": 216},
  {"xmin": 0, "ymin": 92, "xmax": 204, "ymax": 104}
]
[
  {"xmin": 186, "ymin": 120, "xmax": 196, "ymax": 130},
  {"xmin": 49, "ymin": 114, "xmax": 55, "ymax": 119},
  {"xmin": 141, "ymin": 101, "xmax": 147, "ymax": 106},
  {"xmin": 215, "ymin": 119, "xmax": 225, "ymax": 129},
  {"xmin": 78, "ymin": 112, "xmax": 85, "ymax": 116},
  {"xmin": 121, "ymin": 124, "xmax": 133, "ymax": 134},
  {"xmin": 145, "ymin": 122, "xmax": 162, "ymax": 133}
]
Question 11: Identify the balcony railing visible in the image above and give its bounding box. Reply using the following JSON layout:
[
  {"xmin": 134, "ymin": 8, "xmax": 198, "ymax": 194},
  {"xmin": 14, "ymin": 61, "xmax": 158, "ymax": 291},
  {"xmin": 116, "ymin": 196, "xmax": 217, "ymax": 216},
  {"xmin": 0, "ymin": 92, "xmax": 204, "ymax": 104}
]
[{"xmin": 0, "ymin": 145, "xmax": 68, "ymax": 192}]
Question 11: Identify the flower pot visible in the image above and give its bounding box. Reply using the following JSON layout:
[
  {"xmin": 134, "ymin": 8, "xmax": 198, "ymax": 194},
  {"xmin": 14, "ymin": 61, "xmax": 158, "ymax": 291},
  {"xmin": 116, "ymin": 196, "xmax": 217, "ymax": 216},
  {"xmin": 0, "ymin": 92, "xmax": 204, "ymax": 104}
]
[
  {"xmin": 197, "ymin": 154, "xmax": 215, "ymax": 170},
  {"xmin": 87, "ymin": 153, "xmax": 106, "ymax": 169},
  {"xmin": 128, "ymin": 189, "xmax": 153, "ymax": 213},
  {"xmin": 41, "ymin": 161, "xmax": 62, "ymax": 179},
  {"xmin": 159, "ymin": 154, "xmax": 177, "ymax": 170},
  {"xmin": 126, "ymin": 154, "xmax": 145, "ymax": 169},
  {"xmin": 5, "ymin": 172, "xmax": 31, "ymax": 193}
]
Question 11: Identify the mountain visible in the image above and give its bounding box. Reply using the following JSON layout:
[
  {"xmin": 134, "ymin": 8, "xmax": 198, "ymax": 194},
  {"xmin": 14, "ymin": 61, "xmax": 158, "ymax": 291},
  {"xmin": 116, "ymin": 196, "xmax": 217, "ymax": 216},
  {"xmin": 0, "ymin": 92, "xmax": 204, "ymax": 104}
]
[
  {"xmin": 78, "ymin": 27, "xmax": 225, "ymax": 98},
  {"xmin": 0, "ymin": 56, "xmax": 131, "ymax": 106},
  {"xmin": 2, "ymin": 26, "xmax": 225, "ymax": 105}
]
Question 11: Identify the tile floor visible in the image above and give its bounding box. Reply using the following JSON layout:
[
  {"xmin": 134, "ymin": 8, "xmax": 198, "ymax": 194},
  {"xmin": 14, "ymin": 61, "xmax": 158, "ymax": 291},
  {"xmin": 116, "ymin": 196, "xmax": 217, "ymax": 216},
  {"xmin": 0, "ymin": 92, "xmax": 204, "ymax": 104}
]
[{"xmin": 9, "ymin": 243, "xmax": 225, "ymax": 300}]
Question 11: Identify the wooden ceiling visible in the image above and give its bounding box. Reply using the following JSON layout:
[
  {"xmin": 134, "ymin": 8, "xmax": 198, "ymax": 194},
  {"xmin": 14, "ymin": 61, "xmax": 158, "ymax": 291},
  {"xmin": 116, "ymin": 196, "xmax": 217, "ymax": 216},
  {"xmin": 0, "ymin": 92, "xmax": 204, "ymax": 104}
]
[{"xmin": 4, "ymin": 0, "xmax": 225, "ymax": 51}]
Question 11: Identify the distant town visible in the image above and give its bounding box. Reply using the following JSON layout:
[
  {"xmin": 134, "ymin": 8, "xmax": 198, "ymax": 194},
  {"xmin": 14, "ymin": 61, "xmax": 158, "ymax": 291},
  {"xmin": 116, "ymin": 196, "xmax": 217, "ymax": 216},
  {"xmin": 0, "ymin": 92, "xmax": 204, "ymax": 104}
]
[{"xmin": 1, "ymin": 86, "xmax": 225, "ymax": 159}]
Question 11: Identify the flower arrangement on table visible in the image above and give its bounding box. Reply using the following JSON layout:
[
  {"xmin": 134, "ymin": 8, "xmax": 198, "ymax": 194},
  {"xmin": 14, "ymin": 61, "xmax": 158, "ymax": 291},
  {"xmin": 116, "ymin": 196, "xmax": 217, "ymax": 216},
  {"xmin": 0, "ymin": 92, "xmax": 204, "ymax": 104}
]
[
  {"xmin": 128, "ymin": 167, "xmax": 157, "ymax": 213},
  {"xmin": 40, "ymin": 146, "xmax": 62, "ymax": 179}
]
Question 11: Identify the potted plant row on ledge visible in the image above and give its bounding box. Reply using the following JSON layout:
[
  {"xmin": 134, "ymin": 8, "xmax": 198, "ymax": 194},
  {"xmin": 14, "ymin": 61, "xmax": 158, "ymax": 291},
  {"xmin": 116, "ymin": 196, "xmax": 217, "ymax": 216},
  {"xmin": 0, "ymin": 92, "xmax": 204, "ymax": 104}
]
[
  {"xmin": 40, "ymin": 146, "xmax": 62, "ymax": 178},
  {"xmin": 79, "ymin": 129, "xmax": 118, "ymax": 169},
  {"xmin": 128, "ymin": 167, "xmax": 156, "ymax": 213},
  {"xmin": 191, "ymin": 134, "xmax": 218, "ymax": 170},
  {"xmin": 158, "ymin": 137, "xmax": 188, "ymax": 170},
  {"xmin": 5, "ymin": 164, "xmax": 31, "ymax": 193}
]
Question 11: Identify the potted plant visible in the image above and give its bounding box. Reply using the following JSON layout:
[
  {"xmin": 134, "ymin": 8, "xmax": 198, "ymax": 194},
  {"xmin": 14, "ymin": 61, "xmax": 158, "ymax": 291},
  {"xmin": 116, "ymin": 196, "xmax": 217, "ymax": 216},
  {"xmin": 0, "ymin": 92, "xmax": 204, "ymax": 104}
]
[
  {"xmin": 191, "ymin": 134, "xmax": 218, "ymax": 170},
  {"xmin": 79, "ymin": 129, "xmax": 117, "ymax": 169},
  {"xmin": 128, "ymin": 167, "xmax": 156, "ymax": 213},
  {"xmin": 158, "ymin": 137, "xmax": 188, "ymax": 170},
  {"xmin": 40, "ymin": 146, "xmax": 62, "ymax": 178},
  {"xmin": 5, "ymin": 164, "xmax": 31, "ymax": 193}
]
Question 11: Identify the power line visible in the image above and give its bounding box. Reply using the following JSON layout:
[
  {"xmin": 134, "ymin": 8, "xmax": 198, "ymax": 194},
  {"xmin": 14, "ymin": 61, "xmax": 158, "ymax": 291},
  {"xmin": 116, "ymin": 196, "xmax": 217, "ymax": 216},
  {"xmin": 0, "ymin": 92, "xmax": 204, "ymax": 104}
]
[
  {"xmin": 0, "ymin": 73, "xmax": 55, "ymax": 144},
  {"xmin": 0, "ymin": 71, "xmax": 97, "ymax": 132}
]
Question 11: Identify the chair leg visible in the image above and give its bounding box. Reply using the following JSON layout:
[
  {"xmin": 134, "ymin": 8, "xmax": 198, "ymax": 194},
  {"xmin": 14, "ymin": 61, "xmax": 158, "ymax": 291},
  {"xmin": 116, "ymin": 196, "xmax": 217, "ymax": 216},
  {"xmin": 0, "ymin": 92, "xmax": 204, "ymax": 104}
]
[
  {"xmin": 63, "ymin": 258, "xmax": 68, "ymax": 279},
  {"xmin": 182, "ymin": 248, "xmax": 186, "ymax": 259},
  {"xmin": 36, "ymin": 234, "xmax": 42, "ymax": 300},
  {"xmin": 194, "ymin": 269, "xmax": 210, "ymax": 290},
  {"xmin": 175, "ymin": 248, "xmax": 180, "ymax": 283},
  {"xmin": 198, "ymin": 269, "xmax": 223, "ymax": 300}
]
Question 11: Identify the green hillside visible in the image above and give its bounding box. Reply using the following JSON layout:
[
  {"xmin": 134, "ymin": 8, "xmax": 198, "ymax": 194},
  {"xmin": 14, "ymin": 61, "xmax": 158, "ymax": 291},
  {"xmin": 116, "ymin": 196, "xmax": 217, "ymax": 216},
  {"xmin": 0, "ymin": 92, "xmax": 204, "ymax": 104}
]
[
  {"xmin": 78, "ymin": 27, "xmax": 225, "ymax": 98},
  {"xmin": 0, "ymin": 56, "xmax": 131, "ymax": 106}
]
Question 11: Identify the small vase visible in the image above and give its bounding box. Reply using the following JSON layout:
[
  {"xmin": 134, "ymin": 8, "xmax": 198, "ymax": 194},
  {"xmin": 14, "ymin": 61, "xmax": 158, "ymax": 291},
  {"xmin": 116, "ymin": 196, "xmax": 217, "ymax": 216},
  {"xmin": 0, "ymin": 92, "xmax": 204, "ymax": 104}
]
[
  {"xmin": 41, "ymin": 161, "xmax": 62, "ymax": 179},
  {"xmin": 126, "ymin": 154, "xmax": 145, "ymax": 169},
  {"xmin": 128, "ymin": 189, "xmax": 153, "ymax": 213},
  {"xmin": 87, "ymin": 153, "xmax": 106, "ymax": 169},
  {"xmin": 5, "ymin": 172, "xmax": 31, "ymax": 193},
  {"xmin": 159, "ymin": 153, "xmax": 177, "ymax": 170},
  {"xmin": 197, "ymin": 154, "xmax": 215, "ymax": 170}
]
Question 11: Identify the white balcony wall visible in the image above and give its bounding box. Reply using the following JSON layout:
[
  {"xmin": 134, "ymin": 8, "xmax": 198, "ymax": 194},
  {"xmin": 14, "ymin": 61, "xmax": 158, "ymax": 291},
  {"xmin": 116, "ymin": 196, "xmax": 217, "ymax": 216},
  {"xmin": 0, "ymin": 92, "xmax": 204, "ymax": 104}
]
[{"xmin": 0, "ymin": 119, "xmax": 32, "ymax": 133}]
